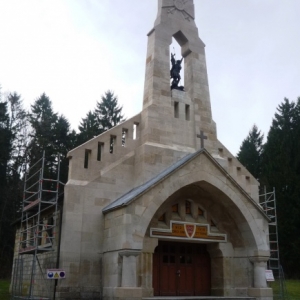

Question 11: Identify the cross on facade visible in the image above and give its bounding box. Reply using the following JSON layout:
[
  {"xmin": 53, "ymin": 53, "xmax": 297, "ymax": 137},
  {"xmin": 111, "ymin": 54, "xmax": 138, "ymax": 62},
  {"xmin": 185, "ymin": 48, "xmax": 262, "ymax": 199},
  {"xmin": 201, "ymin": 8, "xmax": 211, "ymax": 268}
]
[{"xmin": 197, "ymin": 130, "xmax": 207, "ymax": 149}]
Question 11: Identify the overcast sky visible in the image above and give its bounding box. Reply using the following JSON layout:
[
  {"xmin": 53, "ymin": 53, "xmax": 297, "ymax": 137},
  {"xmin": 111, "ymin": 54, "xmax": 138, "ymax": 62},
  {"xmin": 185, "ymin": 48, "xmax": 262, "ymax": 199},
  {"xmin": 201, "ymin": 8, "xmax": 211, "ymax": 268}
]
[{"xmin": 0, "ymin": 0, "xmax": 299, "ymax": 155}]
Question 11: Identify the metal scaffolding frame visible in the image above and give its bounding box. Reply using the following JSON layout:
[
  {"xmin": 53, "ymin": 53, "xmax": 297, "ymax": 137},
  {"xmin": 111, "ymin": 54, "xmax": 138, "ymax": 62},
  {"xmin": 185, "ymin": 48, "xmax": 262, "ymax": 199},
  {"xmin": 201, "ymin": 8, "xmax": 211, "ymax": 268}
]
[
  {"xmin": 259, "ymin": 187, "xmax": 289, "ymax": 300},
  {"xmin": 11, "ymin": 152, "xmax": 64, "ymax": 300}
]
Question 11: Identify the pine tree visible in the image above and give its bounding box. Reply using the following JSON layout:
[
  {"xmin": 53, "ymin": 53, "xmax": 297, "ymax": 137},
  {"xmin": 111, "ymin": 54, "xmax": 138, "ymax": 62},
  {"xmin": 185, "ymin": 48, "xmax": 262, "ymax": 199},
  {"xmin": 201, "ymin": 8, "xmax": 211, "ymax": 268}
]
[
  {"xmin": 0, "ymin": 98, "xmax": 12, "ymax": 184},
  {"xmin": 28, "ymin": 93, "xmax": 58, "ymax": 188},
  {"xmin": 262, "ymin": 98, "xmax": 300, "ymax": 277},
  {"xmin": 29, "ymin": 93, "xmax": 57, "ymax": 157},
  {"xmin": 7, "ymin": 92, "xmax": 28, "ymax": 177},
  {"xmin": 28, "ymin": 93, "xmax": 74, "ymax": 185},
  {"xmin": 53, "ymin": 115, "xmax": 76, "ymax": 183},
  {"xmin": 0, "ymin": 94, "xmax": 12, "ymax": 195},
  {"xmin": 237, "ymin": 125, "xmax": 264, "ymax": 180},
  {"xmin": 76, "ymin": 91, "xmax": 125, "ymax": 146},
  {"xmin": 6, "ymin": 92, "xmax": 29, "ymax": 223},
  {"xmin": 263, "ymin": 99, "xmax": 297, "ymax": 186},
  {"xmin": 0, "ymin": 90, "xmax": 18, "ymax": 277},
  {"xmin": 95, "ymin": 90, "xmax": 124, "ymax": 132},
  {"xmin": 77, "ymin": 111, "xmax": 100, "ymax": 146}
]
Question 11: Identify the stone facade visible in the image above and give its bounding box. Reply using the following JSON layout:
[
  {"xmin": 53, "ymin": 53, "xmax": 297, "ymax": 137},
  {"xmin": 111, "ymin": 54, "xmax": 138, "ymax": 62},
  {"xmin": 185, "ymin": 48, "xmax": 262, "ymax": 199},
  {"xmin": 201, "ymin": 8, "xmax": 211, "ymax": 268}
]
[{"xmin": 55, "ymin": 1, "xmax": 272, "ymax": 299}]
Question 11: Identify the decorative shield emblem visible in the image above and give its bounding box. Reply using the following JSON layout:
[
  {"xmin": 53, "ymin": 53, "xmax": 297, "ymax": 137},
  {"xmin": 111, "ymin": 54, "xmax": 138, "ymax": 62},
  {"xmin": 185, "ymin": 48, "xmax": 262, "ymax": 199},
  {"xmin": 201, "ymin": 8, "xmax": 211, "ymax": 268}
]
[{"xmin": 184, "ymin": 224, "xmax": 196, "ymax": 238}]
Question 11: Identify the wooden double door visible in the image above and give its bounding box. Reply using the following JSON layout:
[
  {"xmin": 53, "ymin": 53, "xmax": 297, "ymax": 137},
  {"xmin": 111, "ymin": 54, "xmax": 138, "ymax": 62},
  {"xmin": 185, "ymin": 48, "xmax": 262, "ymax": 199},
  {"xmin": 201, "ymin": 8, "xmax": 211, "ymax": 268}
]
[{"xmin": 153, "ymin": 241, "xmax": 211, "ymax": 296}]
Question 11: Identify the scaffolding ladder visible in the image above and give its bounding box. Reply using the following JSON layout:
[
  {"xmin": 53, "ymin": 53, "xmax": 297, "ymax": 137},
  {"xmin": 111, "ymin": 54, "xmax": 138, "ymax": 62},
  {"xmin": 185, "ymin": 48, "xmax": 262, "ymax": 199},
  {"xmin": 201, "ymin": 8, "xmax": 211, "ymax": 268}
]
[
  {"xmin": 11, "ymin": 152, "xmax": 64, "ymax": 300},
  {"xmin": 259, "ymin": 187, "xmax": 289, "ymax": 300}
]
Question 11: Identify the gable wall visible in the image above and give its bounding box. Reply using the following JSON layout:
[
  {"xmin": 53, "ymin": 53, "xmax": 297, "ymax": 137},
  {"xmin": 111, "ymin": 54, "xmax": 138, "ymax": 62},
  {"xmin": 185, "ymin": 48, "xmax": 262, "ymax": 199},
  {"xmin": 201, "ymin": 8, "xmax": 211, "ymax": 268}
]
[{"xmin": 102, "ymin": 153, "xmax": 269, "ymax": 298}]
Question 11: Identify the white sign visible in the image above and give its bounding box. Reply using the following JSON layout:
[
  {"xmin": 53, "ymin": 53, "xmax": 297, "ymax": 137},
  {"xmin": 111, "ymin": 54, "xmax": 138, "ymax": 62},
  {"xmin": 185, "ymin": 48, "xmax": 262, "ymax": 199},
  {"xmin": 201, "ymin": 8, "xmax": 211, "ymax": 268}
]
[
  {"xmin": 47, "ymin": 269, "xmax": 66, "ymax": 279},
  {"xmin": 265, "ymin": 270, "xmax": 274, "ymax": 281}
]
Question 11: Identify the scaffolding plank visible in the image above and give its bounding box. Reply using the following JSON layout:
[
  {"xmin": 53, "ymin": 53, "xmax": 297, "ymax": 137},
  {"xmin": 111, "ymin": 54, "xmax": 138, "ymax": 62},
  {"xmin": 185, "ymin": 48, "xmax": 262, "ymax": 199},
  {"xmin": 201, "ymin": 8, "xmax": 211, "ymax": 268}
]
[{"xmin": 23, "ymin": 199, "xmax": 40, "ymax": 212}]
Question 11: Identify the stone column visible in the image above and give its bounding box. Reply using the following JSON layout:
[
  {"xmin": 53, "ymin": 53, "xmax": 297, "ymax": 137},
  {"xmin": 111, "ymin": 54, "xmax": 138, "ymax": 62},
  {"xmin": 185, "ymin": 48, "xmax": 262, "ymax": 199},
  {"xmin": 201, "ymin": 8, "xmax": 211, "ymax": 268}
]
[
  {"xmin": 119, "ymin": 250, "xmax": 141, "ymax": 287},
  {"xmin": 250, "ymin": 256, "xmax": 268, "ymax": 288},
  {"xmin": 248, "ymin": 251, "xmax": 273, "ymax": 300}
]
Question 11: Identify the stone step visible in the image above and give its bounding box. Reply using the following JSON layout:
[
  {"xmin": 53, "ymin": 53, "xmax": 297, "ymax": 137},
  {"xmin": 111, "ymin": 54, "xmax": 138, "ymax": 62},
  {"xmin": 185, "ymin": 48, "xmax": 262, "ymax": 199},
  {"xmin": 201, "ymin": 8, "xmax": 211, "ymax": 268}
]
[{"xmin": 143, "ymin": 297, "xmax": 256, "ymax": 300}]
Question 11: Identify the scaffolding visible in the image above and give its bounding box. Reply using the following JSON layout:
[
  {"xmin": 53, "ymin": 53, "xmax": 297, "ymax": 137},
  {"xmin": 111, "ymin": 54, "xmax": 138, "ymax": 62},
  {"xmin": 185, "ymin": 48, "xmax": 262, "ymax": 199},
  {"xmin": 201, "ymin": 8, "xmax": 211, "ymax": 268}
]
[
  {"xmin": 259, "ymin": 187, "xmax": 289, "ymax": 300},
  {"xmin": 11, "ymin": 152, "xmax": 64, "ymax": 300}
]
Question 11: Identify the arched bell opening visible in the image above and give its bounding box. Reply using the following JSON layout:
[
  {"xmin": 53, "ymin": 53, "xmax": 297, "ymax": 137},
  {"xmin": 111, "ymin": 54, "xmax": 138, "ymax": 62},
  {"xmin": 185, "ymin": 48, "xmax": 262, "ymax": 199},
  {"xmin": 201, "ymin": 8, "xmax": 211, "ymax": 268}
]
[{"xmin": 169, "ymin": 30, "xmax": 189, "ymax": 89}]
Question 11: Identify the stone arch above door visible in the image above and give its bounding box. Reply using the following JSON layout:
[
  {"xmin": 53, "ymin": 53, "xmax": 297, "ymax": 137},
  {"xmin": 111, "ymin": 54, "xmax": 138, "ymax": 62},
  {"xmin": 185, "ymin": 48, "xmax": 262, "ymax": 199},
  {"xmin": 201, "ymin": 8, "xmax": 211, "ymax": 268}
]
[
  {"xmin": 102, "ymin": 150, "xmax": 271, "ymax": 298},
  {"xmin": 143, "ymin": 180, "xmax": 257, "ymax": 250},
  {"xmin": 147, "ymin": 190, "xmax": 228, "ymax": 244},
  {"xmin": 103, "ymin": 150, "xmax": 269, "ymax": 254}
]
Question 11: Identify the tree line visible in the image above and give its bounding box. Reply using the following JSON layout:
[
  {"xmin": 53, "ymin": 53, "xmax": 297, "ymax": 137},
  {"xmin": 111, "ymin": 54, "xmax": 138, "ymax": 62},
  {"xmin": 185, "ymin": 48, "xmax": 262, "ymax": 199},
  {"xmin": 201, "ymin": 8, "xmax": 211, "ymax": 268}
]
[
  {"xmin": 237, "ymin": 97, "xmax": 300, "ymax": 278},
  {"xmin": 0, "ymin": 88, "xmax": 124, "ymax": 278}
]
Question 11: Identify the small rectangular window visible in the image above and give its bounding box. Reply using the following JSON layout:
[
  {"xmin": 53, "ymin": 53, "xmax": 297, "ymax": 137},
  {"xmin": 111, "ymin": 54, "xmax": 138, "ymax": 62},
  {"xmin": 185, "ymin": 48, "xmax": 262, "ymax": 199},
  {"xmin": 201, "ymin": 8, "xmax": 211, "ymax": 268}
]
[
  {"xmin": 185, "ymin": 104, "xmax": 190, "ymax": 120},
  {"xmin": 133, "ymin": 122, "xmax": 139, "ymax": 140},
  {"xmin": 174, "ymin": 101, "xmax": 179, "ymax": 118},
  {"xmin": 84, "ymin": 149, "xmax": 91, "ymax": 168},
  {"xmin": 97, "ymin": 142, "xmax": 104, "ymax": 161},
  {"xmin": 110, "ymin": 136, "xmax": 116, "ymax": 153},
  {"xmin": 122, "ymin": 128, "xmax": 128, "ymax": 146}
]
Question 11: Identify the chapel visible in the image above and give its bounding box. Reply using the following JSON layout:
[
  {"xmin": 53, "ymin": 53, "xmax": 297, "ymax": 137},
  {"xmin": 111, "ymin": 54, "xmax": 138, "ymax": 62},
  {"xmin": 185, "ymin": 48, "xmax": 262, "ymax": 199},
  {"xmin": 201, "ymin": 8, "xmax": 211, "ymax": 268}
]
[{"xmin": 12, "ymin": 1, "xmax": 273, "ymax": 300}]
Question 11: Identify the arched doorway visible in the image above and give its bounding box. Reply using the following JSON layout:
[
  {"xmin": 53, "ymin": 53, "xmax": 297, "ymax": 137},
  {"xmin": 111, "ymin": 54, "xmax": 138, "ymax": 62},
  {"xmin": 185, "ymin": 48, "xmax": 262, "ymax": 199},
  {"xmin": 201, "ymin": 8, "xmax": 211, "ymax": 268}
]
[{"xmin": 153, "ymin": 241, "xmax": 211, "ymax": 296}]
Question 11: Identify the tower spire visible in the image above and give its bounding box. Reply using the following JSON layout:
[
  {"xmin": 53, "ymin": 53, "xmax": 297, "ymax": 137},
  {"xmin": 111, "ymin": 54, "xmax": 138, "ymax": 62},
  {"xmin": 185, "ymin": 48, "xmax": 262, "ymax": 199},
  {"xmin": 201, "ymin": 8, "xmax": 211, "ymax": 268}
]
[
  {"xmin": 136, "ymin": 0, "xmax": 217, "ymax": 183},
  {"xmin": 142, "ymin": 0, "xmax": 215, "ymax": 139},
  {"xmin": 155, "ymin": 0, "xmax": 195, "ymax": 26}
]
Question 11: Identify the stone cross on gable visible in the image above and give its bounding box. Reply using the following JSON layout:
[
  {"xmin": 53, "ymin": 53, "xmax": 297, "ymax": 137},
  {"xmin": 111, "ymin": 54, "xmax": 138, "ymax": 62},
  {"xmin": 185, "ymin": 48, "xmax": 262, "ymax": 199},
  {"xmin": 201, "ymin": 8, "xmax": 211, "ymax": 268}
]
[{"xmin": 197, "ymin": 130, "xmax": 207, "ymax": 149}]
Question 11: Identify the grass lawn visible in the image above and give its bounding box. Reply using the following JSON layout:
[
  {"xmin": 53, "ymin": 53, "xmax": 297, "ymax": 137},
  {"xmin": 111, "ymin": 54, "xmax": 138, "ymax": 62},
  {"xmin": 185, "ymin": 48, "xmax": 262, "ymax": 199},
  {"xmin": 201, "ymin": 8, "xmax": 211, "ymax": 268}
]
[
  {"xmin": 1, "ymin": 278, "xmax": 299, "ymax": 299},
  {"xmin": 0, "ymin": 279, "xmax": 10, "ymax": 300},
  {"xmin": 286, "ymin": 280, "xmax": 300, "ymax": 299},
  {"xmin": 269, "ymin": 279, "xmax": 300, "ymax": 299}
]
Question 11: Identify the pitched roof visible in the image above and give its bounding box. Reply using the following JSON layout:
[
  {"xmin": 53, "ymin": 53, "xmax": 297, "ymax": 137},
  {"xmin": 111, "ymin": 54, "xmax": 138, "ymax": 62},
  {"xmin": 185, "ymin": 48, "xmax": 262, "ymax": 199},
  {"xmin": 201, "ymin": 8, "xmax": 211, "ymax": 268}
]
[
  {"xmin": 102, "ymin": 149, "xmax": 205, "ymax": 214},
  {"xmin": 102, "ymin": 148, "xmax": 268, "ymax": 220}
]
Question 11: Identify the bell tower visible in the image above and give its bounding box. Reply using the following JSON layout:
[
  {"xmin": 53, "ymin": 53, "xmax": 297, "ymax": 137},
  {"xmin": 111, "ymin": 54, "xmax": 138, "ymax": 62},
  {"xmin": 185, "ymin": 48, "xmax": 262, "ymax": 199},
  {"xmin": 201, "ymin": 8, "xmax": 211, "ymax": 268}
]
[{"xmin": 135, "ymin": 0, "xmax": 217, "ymax": 184}]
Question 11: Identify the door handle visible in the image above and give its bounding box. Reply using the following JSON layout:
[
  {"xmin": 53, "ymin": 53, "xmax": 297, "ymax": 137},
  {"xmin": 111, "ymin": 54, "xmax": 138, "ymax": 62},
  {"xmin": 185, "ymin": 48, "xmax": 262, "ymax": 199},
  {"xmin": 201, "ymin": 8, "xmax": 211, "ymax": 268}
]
[{"xmin": 176, "ymin": 270, "xmax": 181, "ymax": 277}]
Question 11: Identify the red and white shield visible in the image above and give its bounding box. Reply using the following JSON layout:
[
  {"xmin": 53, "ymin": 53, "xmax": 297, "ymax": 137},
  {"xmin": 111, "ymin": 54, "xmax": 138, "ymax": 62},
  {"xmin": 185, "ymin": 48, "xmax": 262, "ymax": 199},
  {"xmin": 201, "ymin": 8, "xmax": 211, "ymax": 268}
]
[{"xmin": 184, "ymin": 224, "xmax": 196, "ymax": 238}]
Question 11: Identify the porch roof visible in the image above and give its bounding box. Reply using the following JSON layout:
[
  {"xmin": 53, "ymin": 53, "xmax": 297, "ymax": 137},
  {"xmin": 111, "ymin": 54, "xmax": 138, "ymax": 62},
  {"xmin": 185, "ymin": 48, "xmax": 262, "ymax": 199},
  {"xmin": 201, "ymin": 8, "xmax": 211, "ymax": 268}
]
[
  {"xmin": 102, "ymin": 149, "xmax": 205, "ymax": 214},
  {"xmin": 102, "ymin": 148, "xmax": 268, "ymax": 221}
]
